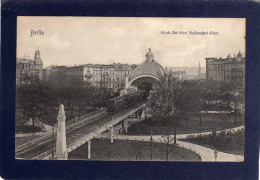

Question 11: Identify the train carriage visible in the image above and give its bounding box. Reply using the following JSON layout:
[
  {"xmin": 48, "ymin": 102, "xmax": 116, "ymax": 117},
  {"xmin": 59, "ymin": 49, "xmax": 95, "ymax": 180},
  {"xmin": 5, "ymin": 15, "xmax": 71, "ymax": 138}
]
[
  {"xmin": 107, "ymin": 95, "xmax": 126, "ymax": 112},
  {"xmin": 107, "ymin": 90, "xmax": 146, "ymax": 112}
]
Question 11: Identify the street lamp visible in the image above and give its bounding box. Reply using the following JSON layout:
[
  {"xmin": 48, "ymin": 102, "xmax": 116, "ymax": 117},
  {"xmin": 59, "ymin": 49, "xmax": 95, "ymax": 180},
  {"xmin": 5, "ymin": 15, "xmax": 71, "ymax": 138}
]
[
  {"xmin": 150, "ymin": 128, "xmax": 153, "ymax": 161},
  {"xmin": 52, "ymin": 123, "xmax": 56, "ymax": 159}
]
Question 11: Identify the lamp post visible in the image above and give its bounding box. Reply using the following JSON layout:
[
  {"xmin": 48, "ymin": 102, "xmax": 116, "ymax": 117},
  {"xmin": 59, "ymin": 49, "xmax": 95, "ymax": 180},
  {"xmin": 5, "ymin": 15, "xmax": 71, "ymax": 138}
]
[
  {"xmin": 150, "ymin": 128, "xmax": 153, "ymax": 161},
  {"xmin": 52, "ymin": 124, "xmax": 55, "ymax": 159}
]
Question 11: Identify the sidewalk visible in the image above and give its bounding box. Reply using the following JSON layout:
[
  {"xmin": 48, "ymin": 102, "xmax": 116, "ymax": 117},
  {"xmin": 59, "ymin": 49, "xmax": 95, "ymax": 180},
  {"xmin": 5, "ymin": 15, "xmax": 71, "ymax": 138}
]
[
  {"xmin": 177, "ymin": 125, "xmax": 244, "ymax": 139},
  {"xmin": 98, "ymin": 125, "xmax": 244, "ymax": 162},
  {"xmin": 177, "ymin": 141, "xmax": 243, "ymax": 162}
]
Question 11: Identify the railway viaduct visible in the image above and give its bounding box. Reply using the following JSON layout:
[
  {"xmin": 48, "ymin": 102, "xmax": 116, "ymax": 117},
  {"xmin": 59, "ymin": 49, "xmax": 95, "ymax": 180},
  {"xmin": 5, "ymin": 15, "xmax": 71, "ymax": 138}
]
[{"xmin": 15, "ymin": 48, "xmax": 166, "ymax": 160}]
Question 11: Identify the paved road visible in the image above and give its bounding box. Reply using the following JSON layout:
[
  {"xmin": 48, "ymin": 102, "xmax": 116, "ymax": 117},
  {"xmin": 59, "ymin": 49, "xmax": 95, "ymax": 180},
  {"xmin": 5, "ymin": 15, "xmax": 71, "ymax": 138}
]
[{"xmin": 98, "ymin": 125, "xmax": 244, "ymax": 162}]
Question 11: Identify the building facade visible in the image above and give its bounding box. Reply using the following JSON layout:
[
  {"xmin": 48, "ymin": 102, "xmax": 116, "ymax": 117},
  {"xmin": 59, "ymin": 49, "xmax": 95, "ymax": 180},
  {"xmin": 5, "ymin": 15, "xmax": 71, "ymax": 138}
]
[
  {"xmin": 165, "ymin": 69, "xmax": 187, "ymax": 81},
  {"xmin": 90, "ymin": 64, "xmax": 116, "ymax": 90},
  {"xmin": 43, "ymin": 63, "xmax": 137, "ymax": 92},
  {"xmin": 42, "ymin": 66, "xmax": 67, "ymax": 84},
  {"xmin": 16, "ymin": 49, "xmax": 43, "ymax": 84},
  {"xmin": 113, "ymin": 63, "xmax": 137, "ymax": 90},
  {"xmin": 205, "ymin": 51, "xmax": 245, "ymax": 86}
]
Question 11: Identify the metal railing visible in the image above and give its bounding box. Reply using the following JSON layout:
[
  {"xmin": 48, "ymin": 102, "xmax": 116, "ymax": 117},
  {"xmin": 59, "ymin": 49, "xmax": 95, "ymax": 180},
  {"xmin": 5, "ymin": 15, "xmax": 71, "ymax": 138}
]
[
  {"xmin": 15, "ymin": 109, "xmax": 104, "ymax": 153},
  {"xmin": 16, "ymin": 134, "xmax": 42, "ymax": 146},
  {"xmin": 65, "ymin": 102, "xmax": 146, "ymax": 154},
  {"xmin": 66, "ymin": 109, "xmax": 102, "ymax": 127},
  {"xmin": 28, "ymin": 103, "xmax": 146, "ymax": 160}
]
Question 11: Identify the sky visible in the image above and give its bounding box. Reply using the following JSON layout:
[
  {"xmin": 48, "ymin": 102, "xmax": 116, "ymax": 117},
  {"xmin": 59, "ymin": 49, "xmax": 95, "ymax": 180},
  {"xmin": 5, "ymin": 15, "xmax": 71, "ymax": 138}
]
[{"xmin": 17, "ymin": 17, "xmax": 245, "ymax": 68}]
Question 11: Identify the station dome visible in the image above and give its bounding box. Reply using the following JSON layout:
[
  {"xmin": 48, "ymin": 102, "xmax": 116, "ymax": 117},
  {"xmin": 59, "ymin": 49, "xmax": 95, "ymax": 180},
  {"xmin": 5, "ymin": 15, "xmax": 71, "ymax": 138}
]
[
  {"xmin": 145, "ymin": 48, "xmax": 155, "ymax": 61},
  {"xmin": 130, "ymin": 48, "xmax": 164, "ymax": 84}
]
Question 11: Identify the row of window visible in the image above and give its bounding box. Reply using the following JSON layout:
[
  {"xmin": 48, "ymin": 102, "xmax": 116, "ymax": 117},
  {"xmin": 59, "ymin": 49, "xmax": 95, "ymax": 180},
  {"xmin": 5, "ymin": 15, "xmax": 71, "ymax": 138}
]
[
  {"xmin": 67, "ymin": 72, "xmax": 83, "ymax": 75},
  {"xmin": 93, "ymin": 67, "xmax": 113, "ymax": 71},
  {"xmin": 214, "ymin": 64, "xmax": 227, "ymax": 69},
  {"xmin": 214, "ymin": 64, "xmax": 244, "ymax": 70},
  {"xmin": 116, "ymin": 70, "xmax": 131, "ymax": 74},
  {"xmin": 212, "ymin": 70, "xmax": 244, "ymax": 81},
  {"xmin": 93, "ymin": 71, "xmax": 115, "ymax": 75},
  {"xmin": 93, "ymin": 70, "xmax": 131, "ymax": 75},
  {"xmin": 91, "ymin": 76, "xmax": 125, "ymax": 82},
  {"xmin": 18, "ymin": 63, "xmax": 42, "ymax": 70},
  {"xmin": 92, "ymin": 82, "xmax": 124, "ymax": 88},
  {"xmin": 67, "ymin": 67, "xmax": 84, "ymax": 71}
]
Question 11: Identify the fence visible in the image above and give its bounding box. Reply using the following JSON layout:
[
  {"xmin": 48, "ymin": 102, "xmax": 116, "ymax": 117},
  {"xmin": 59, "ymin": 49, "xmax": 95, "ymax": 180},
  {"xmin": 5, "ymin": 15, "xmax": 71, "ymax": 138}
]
[
  {"xmin": 66, "ymin": 109, "xmax": 102, "ymax": 127},
  {"xmin": 15, "ymin": 134, "xmax": 41, "ymax": 146},
  {"xmin": 15, "ymin": 109, "xmax": 104, "ymax": 153},
  {"xmin": 27, "ymin": 103, "xmax": 146, "ymax": 160}
]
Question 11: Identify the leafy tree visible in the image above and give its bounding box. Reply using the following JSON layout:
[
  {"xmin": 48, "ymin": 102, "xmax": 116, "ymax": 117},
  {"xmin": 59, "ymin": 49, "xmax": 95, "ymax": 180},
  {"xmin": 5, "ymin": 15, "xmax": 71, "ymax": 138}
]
[
  {"xmin": 220, "ymin": 83, "xmax": 233, "ymax": 109},
  {"xmin": 230, "ymin": 91, "xmax": 243, "ymax": 124},
  {"xmin": 161, "ymin": 131, "xmax": 175, "ymax": 161},
  {"xmin": 16, "ymin": 76, "xmax": 58, "ymax": 134},
  {"xmin": 49, "ymin": 79, "xmax": 97, "ymax": 118},
  {"xmin": 176, "ymin": 80, "xmax": 202, "ymax": 129},
  {"xmin": 148, "ymin": 71, "xmax": 180, "ymax": 145}
]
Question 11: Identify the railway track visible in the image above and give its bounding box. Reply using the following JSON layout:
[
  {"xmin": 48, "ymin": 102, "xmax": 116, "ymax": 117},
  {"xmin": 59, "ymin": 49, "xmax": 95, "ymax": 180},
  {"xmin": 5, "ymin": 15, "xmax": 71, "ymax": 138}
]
[
  {"xmin": 15, "ymin": 109, "xmax": 103, "ymax": 147},
  {"xmin": 15, "ymin": 112, "xmax": 109, "ymax": 159},
  {"xmin": 15, "ymin": 103, "xmax": 145, "ymax": 160}
]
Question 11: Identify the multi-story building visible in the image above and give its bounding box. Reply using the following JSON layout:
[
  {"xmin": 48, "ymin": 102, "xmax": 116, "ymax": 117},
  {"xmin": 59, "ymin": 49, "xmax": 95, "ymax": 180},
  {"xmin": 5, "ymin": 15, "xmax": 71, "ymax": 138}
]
[
  {"xmin": 113, "ymin": 63, "xmax": 137, "ymax": 90},
  {"xmin": 65, "ymin": 64, "xmax": 121, "ymax": 91},
  {"xmin": 165, "ymin": 68, "xmax": 188, "ymax": 81},
  {"xmin": 91, "ymin": 64, "xmax": 116, "ymax": 90},
  {"xmin": 66, "ymin": 65, "xmax": 88, "ymax": 82},
  {"xmin": 42, "ymin": 62, "xmax": 137, "ymax": 92},
  {"xmin": 205, "ymin": 51, "xmax": 245, "ymax": 86},
  {"xmin": 16, "ymin": 49, "xmax": 43, "ymax": 84},
  {"xmin": 42, "ymin": 65, "xmax": 67, "ymax": 84}
]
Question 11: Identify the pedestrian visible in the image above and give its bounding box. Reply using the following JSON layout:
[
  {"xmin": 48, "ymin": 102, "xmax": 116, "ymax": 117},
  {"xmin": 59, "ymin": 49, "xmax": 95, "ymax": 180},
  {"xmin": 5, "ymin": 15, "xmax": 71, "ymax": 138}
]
[{"xmin": 214, "ymin": 150, "xmax": 218, "ymax": 161}]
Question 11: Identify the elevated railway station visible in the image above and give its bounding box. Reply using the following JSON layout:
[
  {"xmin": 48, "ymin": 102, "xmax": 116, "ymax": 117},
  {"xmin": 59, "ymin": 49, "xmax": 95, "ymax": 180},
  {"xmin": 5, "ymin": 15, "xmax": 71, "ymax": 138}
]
[
  {"xmin": 128, "ymin": 48, "xmax": 165, "ymax": 91},
  {"xmin": 15, "ymin": 48, "xmax": 165, "ymax": 160}
]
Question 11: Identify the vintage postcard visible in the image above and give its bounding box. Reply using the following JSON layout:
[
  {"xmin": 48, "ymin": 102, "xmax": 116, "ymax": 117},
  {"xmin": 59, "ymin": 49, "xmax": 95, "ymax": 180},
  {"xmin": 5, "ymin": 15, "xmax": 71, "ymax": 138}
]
[{"xmin": 15, "ymin": 17, "xmax": 245, "ymax": 161}]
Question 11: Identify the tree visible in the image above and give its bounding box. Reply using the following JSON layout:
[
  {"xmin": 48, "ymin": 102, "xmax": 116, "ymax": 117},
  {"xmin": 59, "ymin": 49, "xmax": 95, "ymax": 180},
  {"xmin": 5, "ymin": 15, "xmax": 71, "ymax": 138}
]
[
  {"xmin": 16, "ymin": 76, "xmax": 58, "ymax": 134},
  {"xmin": 230, "ymin": 91, "xmax": 243, "ymax": 124},
  {"xmin": 51, "ymin": 79, "xmax": 97, "ymax": 118},
  {"xmin": 201, "ymin": 80, "xmax": 220, "ymax": 111},
  {"xmin": 195, "ymin": 81, "xmax": 204, "ymax": 124},
  {"xmin": 161, "ymin": 129, "xmax": 175, "ymax": 161},
  {"xmin": 148, "ymin": 71, "xmax": 180, "ymax": 145},
  {"xmin": 175, "ymin": 80, "xmax": 202, "ymax": 130},
  {"xmin": 220, "ymin": 83, "xmax": 233, "ymax": 109}
]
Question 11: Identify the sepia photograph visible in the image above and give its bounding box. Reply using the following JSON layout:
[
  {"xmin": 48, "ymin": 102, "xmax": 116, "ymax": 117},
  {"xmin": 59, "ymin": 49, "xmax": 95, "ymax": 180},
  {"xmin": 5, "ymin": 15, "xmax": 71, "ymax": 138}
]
[{"xmin": 15, "ymin": 17, "xmax": 245, "ymax": 161}]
